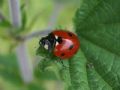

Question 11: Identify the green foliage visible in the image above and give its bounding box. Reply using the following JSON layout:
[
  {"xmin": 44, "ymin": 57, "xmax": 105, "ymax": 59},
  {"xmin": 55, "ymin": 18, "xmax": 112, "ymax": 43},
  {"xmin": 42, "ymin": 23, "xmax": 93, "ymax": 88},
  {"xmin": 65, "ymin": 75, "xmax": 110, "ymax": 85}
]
[
  {"xmin": 69, "ymin": 49, "xmax": 89, "ymax": 90},
  {"xmin": 87, "ymin": 65, "xmax": 112, "ymax": 90},
  {"xmin": 0, "ymin": 0, "xmax": 120, "ymax": 89},
  {"xmin": 0, "ymin": 53, "xmax": 58, "ymax": 90},
  {"xmin": 21, "ymin": 3, "xmax": 27, "ymax": 30},
  {"xmin": 53, "ymin": 0, "xmax": 80, "ymax": 4},
  {"xmin": 37, "ymin": 45, "xmax": 73, "ymax": 90},
  {"xmin": 36, "ymin": 46, "xmax": 59, "ymax": 61},
  {"xmin": 0, "ymin": 54, "xmax": 21, "ymax": 84},
  {"xmin": 0, "ymin": 19, "xmax": 11, "ymax": 28},
  {"xmin": 74, "ymin": 0, "xmax": 120, "ymax": 90},
  {"xmin": 36, "ymin": 0, "xmax": 120, "ymax": 90},
  {"xmin": 0, "ymin": 0, "xmax": 3, "ymax": 7}
]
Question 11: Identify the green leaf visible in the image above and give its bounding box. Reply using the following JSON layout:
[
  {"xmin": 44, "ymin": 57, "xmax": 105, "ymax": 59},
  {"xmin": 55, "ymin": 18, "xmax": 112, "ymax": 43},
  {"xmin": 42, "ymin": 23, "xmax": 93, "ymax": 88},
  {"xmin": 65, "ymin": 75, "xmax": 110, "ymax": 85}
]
[
  {"xmin": 87, "ymin": 64, "xmax": 112, "ymax": 90},
  {"xmin": 69, "ymin": 49, "xmax": 90, "ymax": 90},
  {"xmin": 21, "ymin": 3, "xmax": 27, "ymax": 30},
  {"xmin": 59, "ymin": 61, "xmax": 71, "ymax": 90},
  {"xmin": 0, "ymin": 54, "xmax": 22, "ymax": 85},
  {"xmin": 0, "ymin": 0, "xmax": 3, "ymax": 7},
  {"xmin": 36, "ymin": 46, "xmax": 59, "ymax": 61},
  {"xmin": 0, "ymin": 19, "xmax": 11, "ymax": 28},
  {"xmin": 37, "ymin": 45, "xmax": 71, "ymax": 90},
  {"xmin": 0, "ymin": 54, "xmax": 52, "ymax": 89},
  {"xmin": 74, "ymin": 0, "xmax": 120, "ymax": 90},
  {"xmin": 28, "ymin": 84, "xmax": 45, "ymax": 90},
  {"xmin": 53, "ymin": 0, "xmax": 80, "ymax": 4},
  {"xmin": 26, "ymin": 10, "xmax": 43, "ymax": 32}
]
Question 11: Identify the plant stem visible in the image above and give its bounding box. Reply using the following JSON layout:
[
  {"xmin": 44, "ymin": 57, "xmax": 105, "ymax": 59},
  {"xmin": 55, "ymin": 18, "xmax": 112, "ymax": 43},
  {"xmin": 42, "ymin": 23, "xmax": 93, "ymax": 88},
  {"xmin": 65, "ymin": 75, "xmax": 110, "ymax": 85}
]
[
  {"xmin": 8, "ymin": 0, "xmax": 33, "ymax": 83},
  {"xmin": 8, "ymin": 0, "xmax": 21, "ymax": 27},
  {"xmin": 24, "ymin": 2, "xmax": 64, "ymax": 41},
  {"xmin": 24, "ymin": 29, "xmax": 51, "ymax": 41},
  {"xmin": 47, "ymin": 2, "xmax": 64, "ymax": 30},
  {"xmin": 16, "ymin": 42, "xmax": 33, "ymax": 83}
]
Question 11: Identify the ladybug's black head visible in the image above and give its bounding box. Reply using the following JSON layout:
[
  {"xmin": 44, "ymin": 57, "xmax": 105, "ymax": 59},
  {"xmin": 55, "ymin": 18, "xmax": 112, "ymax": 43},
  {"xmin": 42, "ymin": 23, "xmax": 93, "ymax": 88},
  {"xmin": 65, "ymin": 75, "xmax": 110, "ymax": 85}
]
[{"xmin": 39, "ymin": 33, "xmax": 56, "ymax": 52}]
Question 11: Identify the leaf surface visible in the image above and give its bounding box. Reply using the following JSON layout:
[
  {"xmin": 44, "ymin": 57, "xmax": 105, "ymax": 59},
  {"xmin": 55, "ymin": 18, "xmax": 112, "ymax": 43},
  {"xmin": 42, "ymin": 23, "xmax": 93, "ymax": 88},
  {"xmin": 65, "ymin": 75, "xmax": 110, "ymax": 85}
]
[{"xmin": 74, "ymin": 0, "xmax": 120, "ymax": 90}]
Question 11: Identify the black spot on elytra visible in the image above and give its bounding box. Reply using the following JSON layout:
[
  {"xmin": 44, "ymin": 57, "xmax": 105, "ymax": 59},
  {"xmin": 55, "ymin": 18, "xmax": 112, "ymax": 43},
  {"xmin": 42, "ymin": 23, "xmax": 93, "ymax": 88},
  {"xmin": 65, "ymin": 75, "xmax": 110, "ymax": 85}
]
[
  {"xmin": 61, "ymin": 53, "xmax": 65, "ymax": 56},
  {"xmin": 68, "ymin": 32, "xmax": 73, "ymax": 37},
  {"xmin": 69, "ymin": 45, "xmax": 74, "ymax": 50}
]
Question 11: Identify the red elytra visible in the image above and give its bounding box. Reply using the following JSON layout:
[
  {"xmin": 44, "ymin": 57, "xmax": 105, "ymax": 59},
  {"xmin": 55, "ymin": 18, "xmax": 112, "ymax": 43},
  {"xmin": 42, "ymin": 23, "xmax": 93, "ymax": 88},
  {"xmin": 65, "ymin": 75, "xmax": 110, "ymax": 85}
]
[{"xmin": 52, "ymin": 30, "xmax": 80, "ymax": 59}]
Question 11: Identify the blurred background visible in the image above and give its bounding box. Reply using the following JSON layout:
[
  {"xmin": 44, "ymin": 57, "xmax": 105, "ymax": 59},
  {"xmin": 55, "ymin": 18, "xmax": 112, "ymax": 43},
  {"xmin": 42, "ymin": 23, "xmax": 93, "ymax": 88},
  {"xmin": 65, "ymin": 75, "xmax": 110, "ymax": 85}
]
[{"xmin": 0, "ymin": 0, "xmax": 81, "ymax": 90}]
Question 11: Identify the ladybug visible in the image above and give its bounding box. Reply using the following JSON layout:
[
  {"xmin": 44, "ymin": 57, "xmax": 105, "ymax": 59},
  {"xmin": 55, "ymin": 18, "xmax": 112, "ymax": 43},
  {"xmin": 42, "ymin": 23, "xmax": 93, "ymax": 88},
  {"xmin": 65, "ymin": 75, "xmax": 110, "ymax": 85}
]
[{"xmin": 39, "ymin": 30, "xmax": 80, "ymax": 59}]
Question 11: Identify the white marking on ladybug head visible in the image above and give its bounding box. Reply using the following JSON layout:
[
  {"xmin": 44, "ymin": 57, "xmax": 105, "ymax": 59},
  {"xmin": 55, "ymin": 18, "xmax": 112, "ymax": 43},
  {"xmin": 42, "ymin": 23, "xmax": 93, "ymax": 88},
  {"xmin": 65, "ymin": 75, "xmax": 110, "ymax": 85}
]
[
  {"xmin": 44, "ymin": 44, "xmax": 48, "ymax": 50},
  {"xmin": 55, "ymin": 35, "xmax": 58, "ymax": 39},
  {"xmin": 56, "ymin": 41, "xmax": 59, "ymax": 46}
]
